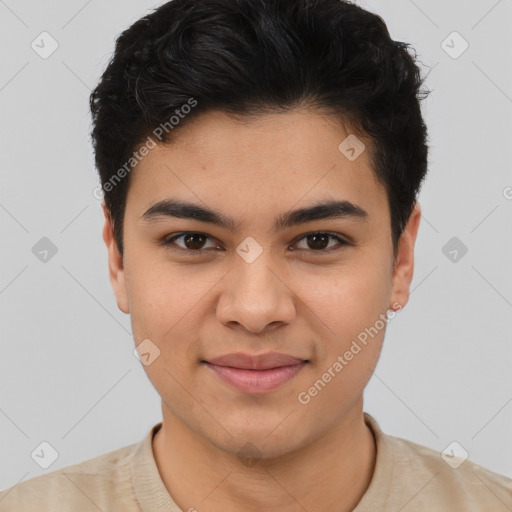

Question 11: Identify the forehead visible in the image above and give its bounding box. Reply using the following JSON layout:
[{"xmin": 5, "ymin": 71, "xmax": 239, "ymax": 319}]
[{"xmin": 126, "ymin": 109, "xmax": 388, "ymax": 226}]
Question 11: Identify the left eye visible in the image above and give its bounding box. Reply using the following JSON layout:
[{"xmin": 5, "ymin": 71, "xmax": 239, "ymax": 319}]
[
  {"xmin": 161, "ymin": 232, "xmax": 349, "ymax": 254},
  {"xmin": 293, "ymin": 232, "xmax": 348, "ymax": 252}
]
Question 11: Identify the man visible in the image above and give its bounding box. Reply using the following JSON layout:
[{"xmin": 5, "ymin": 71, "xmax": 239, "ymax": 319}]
[{"xmin": 1, "ymin": 0, "xmax": 510, "ymax": 510}]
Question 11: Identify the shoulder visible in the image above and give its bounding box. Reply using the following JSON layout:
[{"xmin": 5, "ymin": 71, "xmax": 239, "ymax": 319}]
[
  {"xmin": 362, "ymin": 413, "xmax": 512, "ymax": 511},
  {"xmin": 387, "ymin": 433, "xmax": 512, "ymax": 510},
  {"xmin": 0, "ymin": 442, "xmax": 140, "ymax": 511}
]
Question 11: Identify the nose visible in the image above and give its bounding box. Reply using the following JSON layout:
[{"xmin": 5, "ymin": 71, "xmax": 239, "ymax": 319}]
[{"xmin": 215, "ymin": 254, "xmax": 296, "ymax": 334}]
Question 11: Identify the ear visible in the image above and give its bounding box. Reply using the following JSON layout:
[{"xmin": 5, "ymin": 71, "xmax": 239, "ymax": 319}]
[
  {"xmin": 389, "ymin": 202, "xmax": 422, "ymax": 310},
  {"xmin": 102, "ymin": 203, "xmax": 130, "ymax": 314}
]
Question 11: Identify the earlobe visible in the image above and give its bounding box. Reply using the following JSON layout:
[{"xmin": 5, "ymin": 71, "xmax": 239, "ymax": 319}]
[
  {"xmin": 102, "ymin": 203, "xmax": 130, "ymax": 314},
  {"xmin": 389, "ymin": 202, "xmax": 422, "ymax": 310}
]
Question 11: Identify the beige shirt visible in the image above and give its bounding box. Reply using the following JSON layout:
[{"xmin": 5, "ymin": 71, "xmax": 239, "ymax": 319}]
[{"xmin": 1, "ymin": 413, "xmax": 510, "ymax": 511}]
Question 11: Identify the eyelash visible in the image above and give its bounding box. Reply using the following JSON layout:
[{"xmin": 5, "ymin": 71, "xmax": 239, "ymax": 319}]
[{"xmin": 160, "ymin": 231, "xmax": 350, "ymax": 255}]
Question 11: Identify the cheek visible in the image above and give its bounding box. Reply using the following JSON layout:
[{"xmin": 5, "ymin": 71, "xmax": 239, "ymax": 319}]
[
  {"xmin": 296, "ymin": 270, "xmax": 390, "ymax": 412},
  {"xmin": 291, "ymin": 258, "xmax": 391, "ymax": 400},
  {"xmin": 295, "ymin": 259, "xmax": 392, "ymax": 336},
  {"xmin": 126, "ymin": 259, "xmax": 215, "ymax": 382},
  {"xmin": 125, "ymin": 254, "xmax": 195, "ymax": 338}
]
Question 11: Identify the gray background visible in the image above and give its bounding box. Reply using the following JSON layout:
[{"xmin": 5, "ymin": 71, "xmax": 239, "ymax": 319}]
[{"xmin": 1, "ymin": 0, "xmax": 511, "ymax": 492}]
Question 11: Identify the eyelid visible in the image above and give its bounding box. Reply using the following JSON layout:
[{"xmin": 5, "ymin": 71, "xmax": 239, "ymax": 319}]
[
  {"xmin": 160, "ymin": 231, "xmax": 351, "ymax": 254},
  {"xmin": 290, "ymin": 231, "xmax": 350, "ymax": 252},
  {"xmin": 160, "ymin": 232, "xmax": 221, "ymax": 252}
]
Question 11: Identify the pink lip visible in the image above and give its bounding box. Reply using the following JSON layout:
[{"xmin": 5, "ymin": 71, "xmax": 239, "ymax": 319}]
[{"xmin": 203, "ymin": 352, "xmax": 308, "ymax": 394}]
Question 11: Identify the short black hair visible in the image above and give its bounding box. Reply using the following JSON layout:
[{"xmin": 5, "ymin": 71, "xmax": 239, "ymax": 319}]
[{"xmin": 89, "ymin": 0, "xmax": 431, "ymax": 257}]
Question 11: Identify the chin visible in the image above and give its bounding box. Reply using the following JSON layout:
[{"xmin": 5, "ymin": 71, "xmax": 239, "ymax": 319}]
[{"xmin": 206, "ymin": 421, "xmax": 309, "ymax": 463}]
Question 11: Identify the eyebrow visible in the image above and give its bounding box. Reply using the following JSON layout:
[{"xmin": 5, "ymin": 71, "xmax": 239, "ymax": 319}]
[{"xmin": 141, "ymin": 198, "xmax": 369, "ymax": 232}]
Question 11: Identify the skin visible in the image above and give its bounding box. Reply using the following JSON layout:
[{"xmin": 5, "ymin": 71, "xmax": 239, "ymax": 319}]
[{"xmin": 102, "ymin": 109, "xmax": 421, "ymax": 512}]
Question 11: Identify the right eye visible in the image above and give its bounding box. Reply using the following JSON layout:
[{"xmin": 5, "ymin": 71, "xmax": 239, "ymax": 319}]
[{"xmin": 160, "ymin": 232, "xmax": 221, "ymax": 254}]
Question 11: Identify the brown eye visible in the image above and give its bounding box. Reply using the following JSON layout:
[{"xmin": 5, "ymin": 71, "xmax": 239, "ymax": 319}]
[
  {"xmin": 161, "ymin": 231, "xmax": 349, "ymax": 255},
  {"xmin": 292, "ymin": 232, "xmax": 349, "ymax": 253},
  {"xmin": 181, "ymin": 233, "xmax": 208, "ymax": 250},
  {"xmin": 305, "ymin": 233, "xmax": 329, "ymax": 250},
  {"xmin": 162, "ymin": 232, "xmax": 218, "ymax": 252}
]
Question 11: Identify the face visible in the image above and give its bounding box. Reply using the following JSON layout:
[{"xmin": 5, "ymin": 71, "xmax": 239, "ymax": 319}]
[{"xmin": 103, "ymin": 109, "xmax": 420, "ymax": 459}]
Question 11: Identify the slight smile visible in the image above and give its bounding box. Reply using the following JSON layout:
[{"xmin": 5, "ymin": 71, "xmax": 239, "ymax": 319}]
[{"xmin": 201, "ymin": 352, "xmax": 310, "ymax": 394}]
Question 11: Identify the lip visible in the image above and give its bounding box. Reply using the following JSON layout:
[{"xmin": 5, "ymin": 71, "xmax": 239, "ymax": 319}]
[
  {"xmin": 202, "ymin": 352, "xmax": 309, "ymax": 394},
  {"xmin": 206, "ymin": 352, "xmax": 307, "ymax": 370}
]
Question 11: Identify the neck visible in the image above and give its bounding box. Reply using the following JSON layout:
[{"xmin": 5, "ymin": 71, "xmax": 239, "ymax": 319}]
[{"xmin": 152, "ymin": 399, "xmax": 376, "ymax": 512}]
